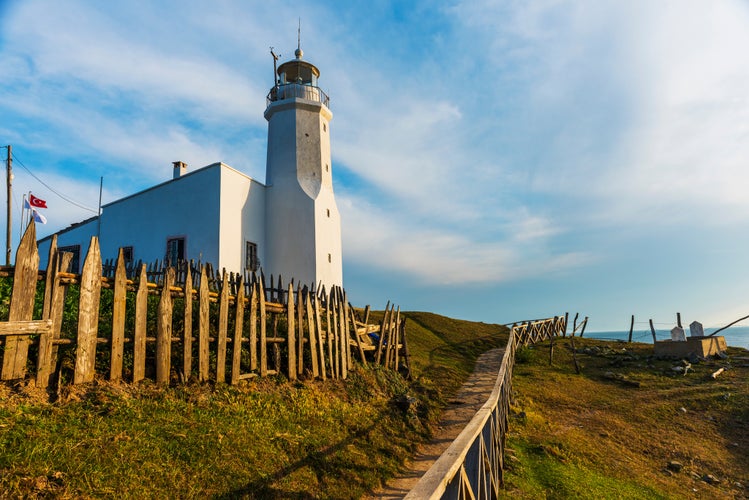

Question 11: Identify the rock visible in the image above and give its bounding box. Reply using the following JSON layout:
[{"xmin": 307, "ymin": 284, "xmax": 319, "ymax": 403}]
[
  {"xmin": 688, "ymin": 352, "xmax": 702, "ymax": 364},
  {"xmin": 702, "ymin": 474, "xmax": 721, "ymax": 485},
  {"xmin": 667, "ymin": 461, "xmax": 683, "ymax": 472},
  {"xmin": 717, "ymin": 351, "xmax": 729, "ymax": 360},
  {"xmin": 393, "ymin": 395, "xmax": 417, "ymax": 412},
  {"xmin": 679, "ymin": 407, "xmax": 688, "ymax": 413}
]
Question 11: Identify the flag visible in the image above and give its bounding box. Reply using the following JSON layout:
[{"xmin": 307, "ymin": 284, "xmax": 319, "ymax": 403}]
[
  {"xmin": 29, "ymin": 194, "xmax": 47, "ymax": 209},
  {"xmin": 31, "ymin": 208, "xmax": 47, "ymax": 224}
]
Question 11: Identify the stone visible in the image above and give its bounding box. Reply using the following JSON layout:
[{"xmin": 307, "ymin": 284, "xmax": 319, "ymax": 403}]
[
  {"xmin": 702, "ymin": 474, "xmax": 721, "ymax": 485},
  {"xmin": 667, "ymin": 461, "xmax": 683, "ymax": 472},
  {"xmin": 689, "ymin": 321, "xmax": 704, "ymax": 337},
  {"xmin": 671, "ymin": 326, "xmax": 686, "ymax": 341}
]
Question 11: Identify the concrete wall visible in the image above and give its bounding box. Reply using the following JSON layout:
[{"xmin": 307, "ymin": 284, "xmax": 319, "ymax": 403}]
[
  {"xmin": 218, "ymin": 164, "xmax": 266, "ymax": 272},
  {"xmin": 264, "ymin": 96, "xmax": 342, "ymax": 290}
]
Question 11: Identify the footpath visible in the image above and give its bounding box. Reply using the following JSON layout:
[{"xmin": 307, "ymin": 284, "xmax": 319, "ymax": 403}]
[{"xmin": 368, "ymin": 347, "xmax": 505, "ymax": 499}]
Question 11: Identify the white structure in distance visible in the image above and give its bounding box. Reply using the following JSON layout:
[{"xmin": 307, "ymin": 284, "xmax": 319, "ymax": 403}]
[{"xmin": 38, "ymin": 44, "xmax": 343, "ymax": 291}]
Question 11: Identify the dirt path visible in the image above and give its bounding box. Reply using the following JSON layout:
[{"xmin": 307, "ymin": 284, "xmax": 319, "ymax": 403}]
[{"xmin": 368, "ymin": 347, "xmax": 505, "ymax": 499}]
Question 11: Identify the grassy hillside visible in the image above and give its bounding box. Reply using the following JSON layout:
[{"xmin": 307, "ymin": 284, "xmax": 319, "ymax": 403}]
[
  {"xmin": 502, "ymin": 337, "xmax": 749, "ymax": 499},
  {"xmin": 0, "ymin": 311, "xmax": 508, "ymax": 498}
]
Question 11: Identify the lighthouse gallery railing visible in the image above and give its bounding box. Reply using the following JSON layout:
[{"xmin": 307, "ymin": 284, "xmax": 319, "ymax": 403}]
[{"xmin": 266, "ymin": 83, "xmax": 330, "ymax": 108}]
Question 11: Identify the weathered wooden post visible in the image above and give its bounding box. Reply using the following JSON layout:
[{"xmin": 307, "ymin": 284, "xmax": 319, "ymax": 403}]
[
  {"xmin": 133, "ymin": 264, "xmax": 148, "ymax": 383},
  {"xmin": 230, "ymin": 276, "xmax": 245, "ymax": 384},
  {"xmin": 36, "ymin": 248, "xmax": 72, "ymax": 388},
  {"xmin": 286, "ymin": 283, "xmax": 297, "ymax": 380},
  {"xmin": 649, "ymin": 319, "xmax": 657, "ymax": 343},
  {"xmin": 628, "ymin": 315, "xmax": 634, "ymax": 343},
  {"xmin": 156, "ymin": 267, "xmax": 175, "ymax": 385},
  {"xmin": 109, "ymin": 249, "xmax": 127, "ymax": 381},
  {"xmin": 183, "ymin": 265, "xmax": 193, "ymax": 381},
  {"xmin": 1, "ymin": 221, "xmax": 39, "ymax": 380},
  {"xmin": 198, "ymin": 266, "xmax": 210, "ymax": 381},
  {"xmin": 74, "ymin": 237, "xmax": 102, "ymax": 384},
  {"xmin": 215, "ymin": 272, "xmax": 230, "ymax": 383}
]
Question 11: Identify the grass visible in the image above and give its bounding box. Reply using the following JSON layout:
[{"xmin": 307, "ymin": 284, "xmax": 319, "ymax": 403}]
[
  {"xmin": 0, "ymin": 311, "xmax": 508, "ymax": 498},
  {"xmin": 501, "ymin": 337, "xmax": 749, "ymax": 499},
  {"xmin": 7, "ymin": 310, "xmax": 745, "ymax": 499}
]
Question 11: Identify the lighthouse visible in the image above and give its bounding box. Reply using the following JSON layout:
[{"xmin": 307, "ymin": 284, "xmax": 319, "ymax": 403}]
[{"xmin": 263, "ymin": 43, "xmax": 343, "ymax": 291}]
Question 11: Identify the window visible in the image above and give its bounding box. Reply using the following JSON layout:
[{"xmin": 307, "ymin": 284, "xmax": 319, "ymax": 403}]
[
  {"xmin": 325, "ymin": 164, "xmax": 329, "ymax": 172},
  {"xmin": 326, "ymin": 209, "xmax": 330, "ymax": 218},
  {"xmin": 121, "ymin": 246, "xmax": 134, "ymax": 265},
  {"xmin": 166, "ymin": 237, "xmax": 185, "ymax": 265},
  {"xmin": 328, "ymin": 253, "xmax": 332, "ymax": 263},
  {"xmin": 245, "ymin": 241, "xmax": 259, "ymax": 271},
  {"xmin": 323, "ymin": 123, "xmax": 327, "ymax": 132},
  {"xmin": 58, "ymin": 245, "xmax": 81, "ymax": 274}
]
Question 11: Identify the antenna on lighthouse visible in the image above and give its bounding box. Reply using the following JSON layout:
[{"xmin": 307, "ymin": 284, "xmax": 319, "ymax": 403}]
[
  {"xmin": 297, "ymin": 18, "xmax": 301, "ymax": 51},
  {"xmin": 270, "ymin": 46, "xmax": 280, "ymax": 87}
]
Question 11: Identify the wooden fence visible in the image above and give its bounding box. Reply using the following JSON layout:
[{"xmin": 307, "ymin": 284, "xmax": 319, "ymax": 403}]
[
  {"xmin": 0, "ymin": 222, "xmax": 409, "ymax": 388},
  {"xmin": 405, "ymin": 315, "xmax": 567, "ymax": 499}
]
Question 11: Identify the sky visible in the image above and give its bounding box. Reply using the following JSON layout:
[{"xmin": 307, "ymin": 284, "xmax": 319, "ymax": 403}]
[{"xmin": 2, "ymin": 0, "xmax": 749, "ymax": 333}]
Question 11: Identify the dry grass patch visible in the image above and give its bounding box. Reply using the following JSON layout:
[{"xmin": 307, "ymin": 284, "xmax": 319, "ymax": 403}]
[{"xmin": 503, "ymin": 338, "xmax": 749, "ymax": 499}]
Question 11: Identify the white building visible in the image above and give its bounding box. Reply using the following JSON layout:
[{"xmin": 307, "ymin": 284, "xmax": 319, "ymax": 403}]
[{"xmin": 38, "ymin": 45, "xmax": 343, "ymax": 290}]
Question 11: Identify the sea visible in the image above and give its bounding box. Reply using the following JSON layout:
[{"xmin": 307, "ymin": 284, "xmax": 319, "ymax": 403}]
[{"xmin": 585, "ymin": 326, "xmax": 749, "ymax": 350}]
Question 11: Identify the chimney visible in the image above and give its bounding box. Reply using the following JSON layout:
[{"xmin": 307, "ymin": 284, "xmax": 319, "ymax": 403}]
[{"xmin": 172, "ymin": 161, "xmax": 187, "ymax": 179}]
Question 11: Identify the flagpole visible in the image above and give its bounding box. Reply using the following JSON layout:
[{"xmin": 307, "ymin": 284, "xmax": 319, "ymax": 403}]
[
  {"xmin": 26, "ymin": 191, "xmax": 32, "ymax": 234},
  {"xmin": 19, "ymin": 194, "xmax": 26, "ymax": 242},
  {"xmin": 96, "ymin": 176, "xmax": 103, "ymax": 239},
  {"xmin": 5, "ymin": 145, "xmax": 11, "ymax": 265}
]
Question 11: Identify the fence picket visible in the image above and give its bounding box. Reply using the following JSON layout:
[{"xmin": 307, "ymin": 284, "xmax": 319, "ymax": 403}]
[
  {"xmin": 249, "ymin": 282, "xmax": 258, "ymax": 372},
  {"xmin": 73, "ymin": 237, "xmax": 102, "ymax": 384},
  {"xmin": 37, "ymin": 248, "xmax": 71, "ymax": 387},
  {"xmin": 1, "ymin": 222, "xmax": 39, "ymax": 380},
  {"xmin": 183, "ymin": 265, "xmax": 193, "ymax": 381},
  {"xmin": 314, "ymin": 294, "xmax": 326, "ymax": 380},
  {"xmin": 41, "ymin": 235, "xmax": 57, "ymax": 321},
  {"xmin": 156, "ymin": 267, "xmax": 175, "ymax": 385},
  {"xmin": 110, "ymin": 249, "xmax": 127, "ymax": 381},
  {"xmin": 306, "ymin": 288, "xmax": 319, "ymax": 378},
  {"xmin": 286, "ymin": 283, "xmax": 296, "ymax": 380},
  {"xmin": 198, "ymin": 266, "xmax": 210, "ymax": 381},
  {"xmin": 259, "ymin": 279, "xmax": 267, "ymax": 377},
  {"xmin": 231, "ymin": 276, "xmax": 246, "ymax": 385},
  {"xmin": 216, "ymin": 272, "xmax": 229, "ymax": 383},
  {"xmin": 296, "ymin": 284, "xmax": 304, "ymax": 375},
  {"xmin": 133, "ymin": 264, "xmax": 148, "ymax": 382}
]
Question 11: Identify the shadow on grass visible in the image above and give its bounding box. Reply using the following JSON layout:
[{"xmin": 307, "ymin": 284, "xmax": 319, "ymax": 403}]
[{"xmin": 215, "ymin": 409, "xmax": 393, "ymax": 499}]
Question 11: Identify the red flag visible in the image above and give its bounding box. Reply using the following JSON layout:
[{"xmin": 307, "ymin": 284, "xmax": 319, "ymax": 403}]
[{"xmin": 29, "ymin": 194, "xmax": 47, "ymax": 209}]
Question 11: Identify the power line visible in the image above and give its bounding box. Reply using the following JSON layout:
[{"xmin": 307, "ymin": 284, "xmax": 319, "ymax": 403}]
[{"xmin": 11, "ymin": 152, "xmax": 98, "ymax": 213}]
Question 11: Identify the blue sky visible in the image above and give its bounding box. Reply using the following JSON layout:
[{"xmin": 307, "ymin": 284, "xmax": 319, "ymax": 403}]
[{"xmin": 2, "ymin": 0, "xmax": 749, "ymax": 332}]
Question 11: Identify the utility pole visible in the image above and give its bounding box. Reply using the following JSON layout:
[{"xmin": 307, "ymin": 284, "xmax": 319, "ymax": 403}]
[{"xmin": 5, "ymin": 145, "xmax": 11, "ymax": 265}]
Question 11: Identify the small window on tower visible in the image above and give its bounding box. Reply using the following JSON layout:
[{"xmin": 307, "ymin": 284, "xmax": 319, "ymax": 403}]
[
  {"xmin": 323, "ymin": 123, "xmax": 327, "ymax": 132},
  {"xmin": 246, "ymin": 241, "xmax": 259, "ymax": 271},
  {"xmin": 328, "ymin": 253, "xmax": 332, "ymax": 263},
  {"xmin": 326, "ymin": 209, "xmax": 330, "ymax": 217},
  {"xmin": 325, "ymin": 164, "xmax": 329, "ymax": 172}
]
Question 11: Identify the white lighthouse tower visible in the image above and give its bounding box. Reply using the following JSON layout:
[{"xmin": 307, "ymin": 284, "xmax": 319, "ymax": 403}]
[{"xmin": 263, "ymin": 42, "xmax": 343, "ymax": 291}]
